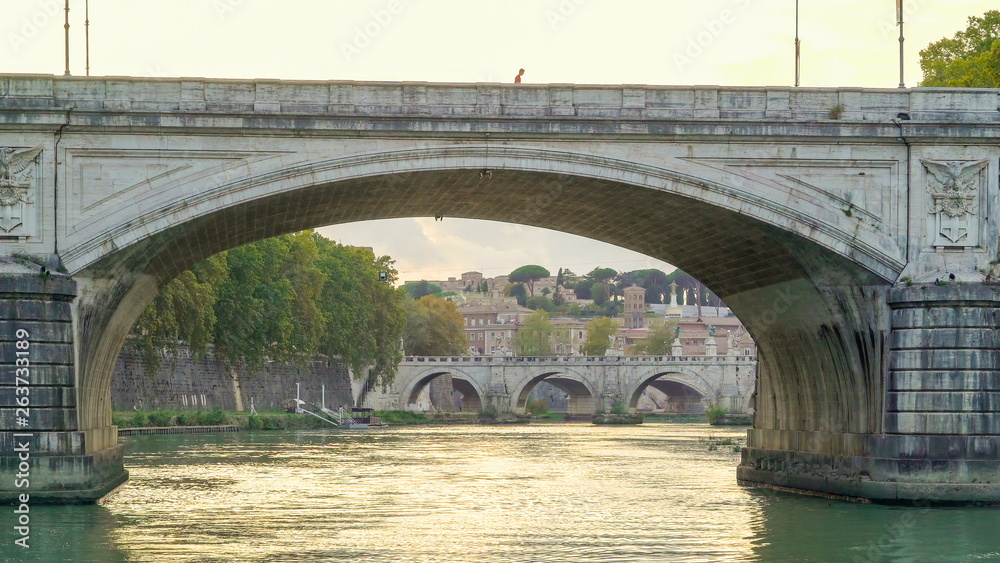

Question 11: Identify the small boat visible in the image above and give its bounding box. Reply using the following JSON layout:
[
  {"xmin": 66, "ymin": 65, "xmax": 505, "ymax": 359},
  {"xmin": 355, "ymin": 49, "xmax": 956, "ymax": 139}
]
[{"xmin": 338, "ymin": 407, "xmax": 388, "ymax": 429}]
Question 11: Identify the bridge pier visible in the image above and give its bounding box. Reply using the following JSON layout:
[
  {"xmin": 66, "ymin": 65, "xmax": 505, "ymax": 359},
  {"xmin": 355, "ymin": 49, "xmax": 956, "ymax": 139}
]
[
  {"xmin": 0, "ymin": 273, "xmax": 127, "ymax": 504},
  {"xmin": 739, "ymin": 284, "xmax": 1000, "ymax": 503}
]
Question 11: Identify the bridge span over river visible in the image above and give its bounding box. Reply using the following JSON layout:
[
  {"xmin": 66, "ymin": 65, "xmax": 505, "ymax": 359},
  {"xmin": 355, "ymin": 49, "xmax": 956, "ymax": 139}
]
[
  {"xmin": 0, "ymin": 75, "xmax": 998, "ymax": 503},
  {"xmin": 360, "ymin": 355, "xmax": 757, "ymax": 416}
]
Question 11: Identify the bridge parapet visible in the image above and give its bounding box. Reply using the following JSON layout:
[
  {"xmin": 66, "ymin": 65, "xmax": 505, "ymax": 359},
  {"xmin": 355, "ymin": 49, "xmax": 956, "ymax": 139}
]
[
  {"xmin": 402, "ymin": 355, "xmax": 757, "ymax": 366},
  {"xmin": 3, "ymin": 75, "xmax": 1000, "ymax": 133}
]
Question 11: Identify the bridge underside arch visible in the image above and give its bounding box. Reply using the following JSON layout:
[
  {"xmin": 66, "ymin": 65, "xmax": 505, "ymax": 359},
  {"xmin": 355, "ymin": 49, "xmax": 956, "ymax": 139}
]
[
  {"xmin": 515, "ymin": 372, "xmax": 596, "ymax": 416},
  {"xmin": 71, "ymin": 153, "xmax": 893, "ymax": 460},
  {"xmin": 636, "ymin": 378, "xmax": 707, "ymax": 415},
  {"xmin": 402, "ymin": 371, "xmax": 483, "ymax": 412}
]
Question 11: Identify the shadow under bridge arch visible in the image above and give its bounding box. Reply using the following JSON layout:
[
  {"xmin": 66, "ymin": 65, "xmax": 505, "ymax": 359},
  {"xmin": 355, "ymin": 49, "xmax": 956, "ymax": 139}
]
[
  {"xmin": 513, "ymin": 371, "xmax": 598, "ymax": 417},
  {"xmin": 399, "ymin": 369, "xmax": 484, "ymax": 412},
  {"xmin": 627, "ymin": 372, "xmax": 713, "ymax": 415}
]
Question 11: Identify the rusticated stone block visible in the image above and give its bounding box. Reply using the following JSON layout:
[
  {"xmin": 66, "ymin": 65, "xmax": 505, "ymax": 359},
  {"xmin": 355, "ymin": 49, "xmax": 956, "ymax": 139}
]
[
  {"xmin": 887, "ymin": 391, "xmax": 1000, "ymax": 412},
  {"xmin": 0, "ymin": 320, "xmax": 73, "ymax": 343},
  {"xmin": 0, "ymin": 386, "xmax": 76, "ymax": 408},
  {"xmin": 886, "ymin": 412, "xmax": 1000, "ymax": 435},
  {"xmin": 0, "ymin": 364, "xmax": 73, "ymax": 386},
  {"xmin": 890, "ymin": 370, "xmax": 1000, "ymax": 391},
  {"xmin": 890, "ymin": 349, "xmax": 1000, "ymax": 371},
  {"xmin": 0, "ymin": 342, "xmax": 73, "ymax": 366},
  {"xmin": 0, "ymin": 407, "xmax": 77, "ymax": 431}
]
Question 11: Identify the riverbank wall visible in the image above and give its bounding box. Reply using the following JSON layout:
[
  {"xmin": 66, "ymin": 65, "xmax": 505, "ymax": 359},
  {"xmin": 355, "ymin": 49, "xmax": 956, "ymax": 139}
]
[{"xmin": 111, "ymin": 347, "xmax": 354, "ymax": 412}]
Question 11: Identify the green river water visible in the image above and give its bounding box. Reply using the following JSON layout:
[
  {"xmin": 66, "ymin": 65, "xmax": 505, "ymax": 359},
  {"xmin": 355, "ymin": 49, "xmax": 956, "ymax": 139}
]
[{"xmin": 3, "ymin": 423, "xmax": 1000, "ymax": 562}]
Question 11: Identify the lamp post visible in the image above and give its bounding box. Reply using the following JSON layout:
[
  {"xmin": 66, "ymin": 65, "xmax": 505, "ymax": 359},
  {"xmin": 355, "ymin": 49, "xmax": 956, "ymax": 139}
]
[
  {"xmin": 63, "ymin": 0, "xmax": 70, "ymax": 75},
  {"xmin": 897, "ymin": 0, "xmax": 905, "ymax": 88},
  {"xmin": 794, "ymin": 0, "xmax": 800, "ymax": 87}
]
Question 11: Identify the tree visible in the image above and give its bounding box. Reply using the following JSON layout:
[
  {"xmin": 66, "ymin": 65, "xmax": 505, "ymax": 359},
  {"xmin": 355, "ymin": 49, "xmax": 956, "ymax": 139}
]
[
  {"xmin": 509, "ymin": 265, "xmax": 550, "ymax": 297},
  {"xmin": 629, "ymin": 322, "xmax": 677, "ymax": 355},
  {"xmin": 508, "ymin": 283, "xmax": 528, "ymax": 306},
  {"xmin": 129, "ymin": 253, "xmax": 226, "ymax": 374},
  {"xmin": 402, "ymin": 295, "xmax": 466, "ymax": 356},
  {"xmin": 514, "ymin": 310, "xmax": 554, "ymax": 356},
  {"xmin": 920, "ymin": 10, "xmax": 1000, "ymax": 87},
  {"xmin": 212, "ymin": 236, "xmax": 298, "ymax": 368},
  {"xmin": 560, "ymin": 268, "xmax": 579, "ymax": 288},
  {"xmin": 526, "ymin": 296, "xmax": 556, "ymax": 311},
  {"xmin": 404, "ymin": 280, "xmax": 442, "ymax": 300},
  {"xmin": 479, "ymin": 280, "xmax": 489, "ymax": 293},
  {"xmin": 581, "ymin": 316, "xmax": 617, "ymax": 356},
  {"xmin": 128, "ymin": 232, "xmax": 408, "ymax": 388},
  {"xmin": 618, "ymin": 268, "xmax": 671, "ymax": 304},
  {"xmin": 314, "ymin": 237, "xmax": 406, "ymax": 388}
]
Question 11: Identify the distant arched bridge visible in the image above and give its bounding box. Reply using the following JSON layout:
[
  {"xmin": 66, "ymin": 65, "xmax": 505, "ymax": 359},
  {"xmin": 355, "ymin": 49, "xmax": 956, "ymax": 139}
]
[{"xmin": 362, "ymin": 355, "xmax": 757, "ymax": 416}]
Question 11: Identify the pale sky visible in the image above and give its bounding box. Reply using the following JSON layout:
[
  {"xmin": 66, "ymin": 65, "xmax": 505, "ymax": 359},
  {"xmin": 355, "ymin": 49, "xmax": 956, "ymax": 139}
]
[{"xmin": 6, "ymin": 0, "xmax": 995, "ymax": 282}]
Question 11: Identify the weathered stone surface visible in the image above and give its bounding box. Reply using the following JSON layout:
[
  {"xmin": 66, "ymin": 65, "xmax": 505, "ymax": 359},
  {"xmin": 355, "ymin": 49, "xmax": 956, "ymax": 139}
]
[
  {"xmin": 0, "ymin": 320, "xmax": 73, "ymax": 343},
  {"xmin": 0, "ymin": 386, "xmax": 75, "ymax": 408},
  {"xmin": 0, "ymin": 342, "xmax": 73, "ymax": 365},
  {"xmin": 887, "ymin": 413, "xmax": 1000, "ymax": 435},
  {"xmin": 0, "ymin": 445, "xmax": 127, "ymax": 504},
  {"xmin": 890, "ymin": 371, "xmax": 1000, "ymax": 391},
  {"xmin": 0, "ymin": 407, "xmax": 77, "ymax": 431},
  {"xmin": 887, "ymin": 391, "xmax": 1000, "ymax": 412},
  {"xmin": 0, "ymin": 364, "xmax": 73, "ymax": 386}
]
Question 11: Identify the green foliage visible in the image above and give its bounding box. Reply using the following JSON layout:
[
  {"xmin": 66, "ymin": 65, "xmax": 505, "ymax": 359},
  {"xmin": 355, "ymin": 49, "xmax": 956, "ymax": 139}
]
[
  {"xmin": 130, "ymin": 231, "xmax": 407, "ymax": 390},
  {"xmin": 526, "ymin": 295, "xmax": 556, "ymax": 311},
  {"xmin": 920, "ymin": 10, "xmax": 1000, "ymax": 87},
  {"xmin": 147, "ymin": 411, "xmax": 173, "ymax": 427},
  {"xmin": 403, "ymin": 295, "xmax": 466, "ymax": 356},
  {"xmin": 629, "ymin": 322, "xmax": 677, "ymax": 355},
  {"xmin": 509, "ymin": 265, "xmax": 551, "ymax": 296},
  {"xmin": 706, "ymin": 407, "xmax": 728, "ymax": 424},
  {"xmin": 130, "ymin": 411, "xmax": 149, "ymax": 428},
  {"xmin": 196, "ymin": 407, "xmax": 228, "ymax": 425},
  {"xmin": 376, "ymin": 410, "xmax": 431, "ymax": 425},
  {"xmin": 616, "ymin": 269, "xmax": 670, "ymax": 304},
  {"xmin": 315, "ymin": 238, "xmax": 406, "ymax": 388},
  {"xmin": 129, "ymin": 254, "xmax": 225, "ymax": 374},
  {"xmin": 508, "ymin": 283, "xmax": 528, "ymax": 306},
  {"xmin": 175, "ymin": 412, "xmax": 194, "ymax": 426},
  {"xmin": 403, "ymin": 280, "xmax": 443, "ymax": 300},
  {"xmin": 247, "ymin": 415, "xmax": 263, "ymax": 430},
  {"xmin": 526, "ymin": 398, "xmax": 549, "ymax": 415},
  {"xmin": 581, "ymin": 316, "xmax": 617, "ymax": 356},
  {"xmin": 515, "ymin": 310, "xmax": 554, "ymax": 356}
]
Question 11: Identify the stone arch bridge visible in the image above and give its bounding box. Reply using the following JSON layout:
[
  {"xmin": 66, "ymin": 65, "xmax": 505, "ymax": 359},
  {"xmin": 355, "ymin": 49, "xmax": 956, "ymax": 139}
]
[
  {"xmin": 0, "ymin": 76, "xmax": 998, "ymax": 503},
  {"xmin": 362, "ymin": 355, "xmax": 756, "ymax": 416}
]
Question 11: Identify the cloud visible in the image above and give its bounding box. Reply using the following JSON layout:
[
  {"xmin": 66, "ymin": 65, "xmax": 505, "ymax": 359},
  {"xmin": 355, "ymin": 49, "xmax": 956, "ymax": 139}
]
[{"xmin": 317, "ymin": 218, "xmax": 676, "ymax": 283}]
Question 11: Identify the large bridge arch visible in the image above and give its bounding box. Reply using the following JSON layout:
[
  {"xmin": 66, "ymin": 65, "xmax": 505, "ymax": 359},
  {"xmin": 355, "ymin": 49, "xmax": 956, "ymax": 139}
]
[
  {"xmin": 68, "ymin": 145, "xmax": 896, "ymax": 445},
  {"xmin": 397, "ymin": 368, "xmax": 485, "ymax": 412},
  {"xmin": 511, "ymin": 369, "xmax": 600, "ymax": 416},
  {"xmin": 9, "ymin": 78, "xmax": 998, "ymax": 503}
]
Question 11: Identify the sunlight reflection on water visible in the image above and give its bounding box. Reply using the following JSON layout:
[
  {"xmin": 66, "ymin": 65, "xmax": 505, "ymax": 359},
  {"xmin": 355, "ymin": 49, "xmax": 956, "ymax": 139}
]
[{"xmin": 8, "ymin": 423, "xmax": 1000, "ymax": 562}]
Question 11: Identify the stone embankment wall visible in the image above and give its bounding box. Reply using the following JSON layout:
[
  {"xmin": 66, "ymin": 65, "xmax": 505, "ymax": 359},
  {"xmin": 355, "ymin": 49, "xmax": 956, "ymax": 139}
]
[{"xmin": 112, "ymin": 347, "xmax": 353, "ymax": 412}]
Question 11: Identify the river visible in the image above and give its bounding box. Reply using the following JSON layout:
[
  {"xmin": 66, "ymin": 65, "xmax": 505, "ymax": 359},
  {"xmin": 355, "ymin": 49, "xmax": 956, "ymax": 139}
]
[{"xmin": 4, "ymin": 423, "xmax": 1000, "ymax": 562}]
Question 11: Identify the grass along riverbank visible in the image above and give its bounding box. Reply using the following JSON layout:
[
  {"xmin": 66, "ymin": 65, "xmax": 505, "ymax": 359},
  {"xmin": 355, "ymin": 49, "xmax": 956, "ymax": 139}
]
[{"xmin": 113, "ymin": 408, "xmax": 483, "ymax": 430}]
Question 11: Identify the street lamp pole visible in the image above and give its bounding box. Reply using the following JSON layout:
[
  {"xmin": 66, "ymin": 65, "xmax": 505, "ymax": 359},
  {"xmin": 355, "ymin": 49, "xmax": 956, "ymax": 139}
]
[
  {"xmin": 794, "ymin": 0, "xmax": 800, "ymax": 87},
  {"xmin": 63, "ymin": 0, "xmax": 71, "ymax": 76},
  {"xmin": 897, "ymin": 0, "xmax": 905, "ymax": 88}
]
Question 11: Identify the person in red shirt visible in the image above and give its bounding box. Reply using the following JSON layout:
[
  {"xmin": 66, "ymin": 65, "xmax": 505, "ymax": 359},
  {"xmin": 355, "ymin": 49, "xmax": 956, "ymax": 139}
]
[{"xmin": 514, "ymin": 68, "xmax": 525, "ymax": 83}]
